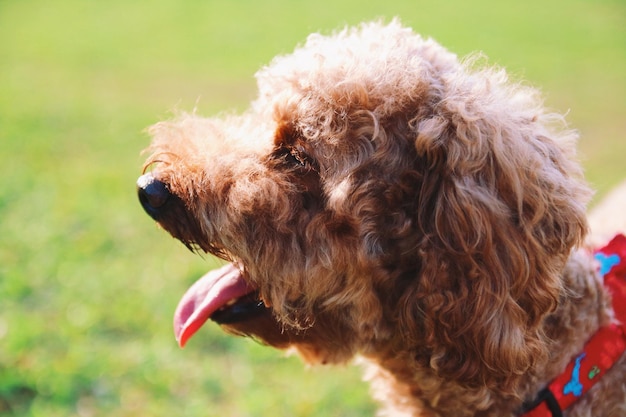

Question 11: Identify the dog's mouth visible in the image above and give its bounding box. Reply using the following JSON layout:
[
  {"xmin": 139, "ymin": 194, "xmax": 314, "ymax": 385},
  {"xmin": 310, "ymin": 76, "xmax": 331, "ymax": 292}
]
[
  {"xmin": 173, "ymin": 263, "xmax": 269, "ymax": 347},
  {"xmin": 136, "ymin": 174, "xmax": 271, "ymax": 346}
]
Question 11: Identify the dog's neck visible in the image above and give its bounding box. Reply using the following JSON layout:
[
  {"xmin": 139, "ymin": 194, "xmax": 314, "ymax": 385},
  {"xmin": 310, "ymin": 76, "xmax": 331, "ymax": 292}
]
[{"xmin": 363, "ymin": 249, "xmax": 611, "ymax": 417}]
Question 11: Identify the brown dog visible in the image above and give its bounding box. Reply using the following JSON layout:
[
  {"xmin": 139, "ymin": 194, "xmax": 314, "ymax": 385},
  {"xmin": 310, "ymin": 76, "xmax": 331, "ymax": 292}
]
[{"xmin": 138, "ymin": 20, "xmax": 626, "ymax": 416}]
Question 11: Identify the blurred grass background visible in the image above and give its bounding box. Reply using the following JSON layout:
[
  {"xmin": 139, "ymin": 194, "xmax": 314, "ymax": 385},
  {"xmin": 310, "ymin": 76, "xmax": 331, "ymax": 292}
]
[{"xmin": 0, "ymin": 0, "xmax": 624, "ymax": 416}]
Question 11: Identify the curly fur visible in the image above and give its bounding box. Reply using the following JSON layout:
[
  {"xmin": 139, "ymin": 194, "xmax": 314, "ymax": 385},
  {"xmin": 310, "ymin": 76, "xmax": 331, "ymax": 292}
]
[{"xmin": 140, "ymin": 20, "xmax": 626, "ymax": 416}]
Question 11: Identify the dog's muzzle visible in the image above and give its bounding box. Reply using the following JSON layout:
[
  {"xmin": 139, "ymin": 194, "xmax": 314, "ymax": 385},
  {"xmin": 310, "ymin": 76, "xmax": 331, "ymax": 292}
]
[{"xmin": 137, "ymin": 173, "xmax": 171, "ymax": 220}]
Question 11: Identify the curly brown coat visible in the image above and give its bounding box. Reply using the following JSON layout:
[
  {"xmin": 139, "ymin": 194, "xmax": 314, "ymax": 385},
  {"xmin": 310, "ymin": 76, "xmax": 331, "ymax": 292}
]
[{"xmin": 138, "ymin": 20, "xmax": 626, "ymax": 416}]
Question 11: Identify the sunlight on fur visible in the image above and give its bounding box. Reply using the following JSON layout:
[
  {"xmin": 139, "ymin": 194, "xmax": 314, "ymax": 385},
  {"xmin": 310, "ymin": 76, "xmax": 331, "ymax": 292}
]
[{"xmin": 138, "ymin": 20, "xmax": 626, "ymax": 416}]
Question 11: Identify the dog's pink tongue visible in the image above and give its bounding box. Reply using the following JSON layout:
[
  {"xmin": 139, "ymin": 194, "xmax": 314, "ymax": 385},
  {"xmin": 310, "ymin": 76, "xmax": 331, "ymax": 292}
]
[{"xmin": 173, "ymin": 263, "xmax": 252, "ymax": 347}]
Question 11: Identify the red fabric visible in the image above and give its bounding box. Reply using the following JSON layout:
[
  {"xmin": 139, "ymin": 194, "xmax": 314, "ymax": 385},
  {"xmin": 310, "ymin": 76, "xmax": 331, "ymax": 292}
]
[
  {"xmin": 523, "ymin": 402, "xmax": 551, "ymax": 417},
  {"xmin": 598, "ymin": 234, "xmax": 626, "ymax": 331},
  {"xmin": 522, "ymin": 235, "xmax": 626, "ymax": 417}
]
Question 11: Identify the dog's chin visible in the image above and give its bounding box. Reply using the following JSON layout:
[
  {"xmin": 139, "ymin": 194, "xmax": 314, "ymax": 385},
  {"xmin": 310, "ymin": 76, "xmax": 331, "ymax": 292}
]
[
  {"xmin": 217, "ymin": 307, "xmax": 296, "ymax": 349},
  {"xmin": 218, "ymin": 307, "xmax": 347, "ymax": 365}
]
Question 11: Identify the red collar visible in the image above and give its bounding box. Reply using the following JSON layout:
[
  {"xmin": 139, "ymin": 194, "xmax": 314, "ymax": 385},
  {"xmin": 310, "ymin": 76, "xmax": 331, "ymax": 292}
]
[{"xmin": 521, "ymin": 234, "xmax": 626, "ymax": 417}]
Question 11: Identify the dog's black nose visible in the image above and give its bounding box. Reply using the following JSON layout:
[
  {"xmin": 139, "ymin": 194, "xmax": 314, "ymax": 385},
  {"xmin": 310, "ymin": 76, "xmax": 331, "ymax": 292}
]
[{"xmin": 137, "ymin": 173, "xmax": 170, "ymax": 219}]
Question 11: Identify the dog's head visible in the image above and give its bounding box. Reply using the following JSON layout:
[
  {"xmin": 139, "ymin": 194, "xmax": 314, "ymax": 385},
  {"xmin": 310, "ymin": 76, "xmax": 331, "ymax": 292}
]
[{"xmin": 138, "ymin": 21, "xmax": 590, "ymax": 389}]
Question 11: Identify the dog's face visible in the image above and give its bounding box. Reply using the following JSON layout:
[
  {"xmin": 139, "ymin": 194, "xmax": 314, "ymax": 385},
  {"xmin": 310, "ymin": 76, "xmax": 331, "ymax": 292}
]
[
  {"xmin": 138, "ymin": 21, "xmax": 590, "ymax": 387},
  {"xmin": 137, "ymin": 108, "xmax": 420, "ymax": 364}
]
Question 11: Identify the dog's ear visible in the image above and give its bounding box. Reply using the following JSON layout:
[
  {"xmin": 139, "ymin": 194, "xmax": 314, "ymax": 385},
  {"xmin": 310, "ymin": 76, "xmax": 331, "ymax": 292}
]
[{"xmin": 400, "ymin": 76, "xmax": 590, "ymax": 392}]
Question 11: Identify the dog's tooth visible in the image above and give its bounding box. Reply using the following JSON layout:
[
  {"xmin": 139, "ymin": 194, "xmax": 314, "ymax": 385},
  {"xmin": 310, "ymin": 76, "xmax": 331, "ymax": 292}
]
[{"xmin": 216, "ymin": 299, "xmax": 237, "ymax": 312}]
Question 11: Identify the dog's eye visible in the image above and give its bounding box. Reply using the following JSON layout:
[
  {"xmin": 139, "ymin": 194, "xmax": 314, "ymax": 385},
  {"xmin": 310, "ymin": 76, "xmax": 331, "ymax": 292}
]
[
  {"xmin": 286, "ymin": 148, "xmax": 308, "ymax": 167},
  {"xmin": 275, "ymin": 146, "xmax": 313, "ymax": 170}
]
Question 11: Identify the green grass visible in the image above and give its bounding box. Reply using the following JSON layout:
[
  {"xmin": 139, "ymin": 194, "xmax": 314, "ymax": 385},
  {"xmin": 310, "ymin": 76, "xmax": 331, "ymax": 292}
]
[{"xmin": 1, "ymin": 0, "xmax": 624, "ymax": 415}]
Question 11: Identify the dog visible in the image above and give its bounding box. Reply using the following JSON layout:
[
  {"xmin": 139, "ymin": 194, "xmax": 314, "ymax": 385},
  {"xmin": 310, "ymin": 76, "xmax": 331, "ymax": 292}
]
[{"xmin": 137, "ymin": 20, "xmax": 626, "ymax": 416}]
